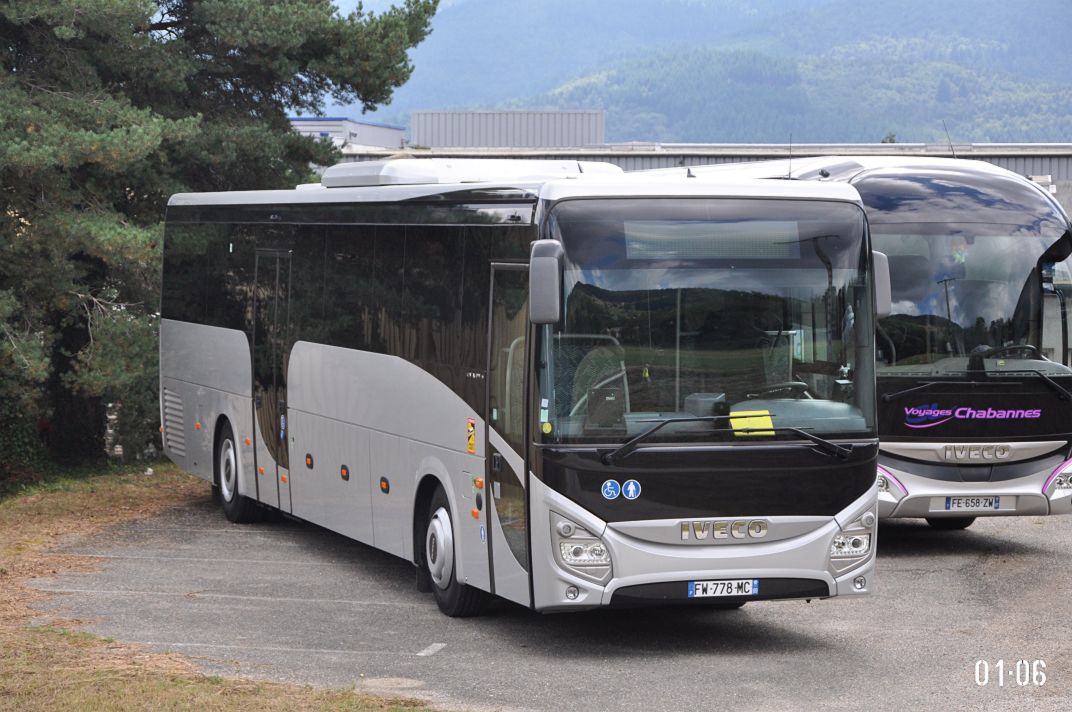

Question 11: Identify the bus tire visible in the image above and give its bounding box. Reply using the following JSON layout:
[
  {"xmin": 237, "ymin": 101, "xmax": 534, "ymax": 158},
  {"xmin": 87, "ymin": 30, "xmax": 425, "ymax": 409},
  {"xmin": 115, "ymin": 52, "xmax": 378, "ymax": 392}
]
[
  {"xmin": 925, "ymin": 516, "xmax": 975, "ymax": 530},
  {"xmin": 216, "ymin": 421, "xmax": 261, "ymax": 524},
  {"xmin": 425, "ymin": 486, "xmax": 485, "ymax": 617}
]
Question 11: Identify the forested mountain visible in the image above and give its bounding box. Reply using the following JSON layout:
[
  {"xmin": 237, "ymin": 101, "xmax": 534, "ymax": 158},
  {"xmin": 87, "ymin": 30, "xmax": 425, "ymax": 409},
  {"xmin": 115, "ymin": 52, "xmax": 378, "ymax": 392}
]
[{"xmin": 352, "ymin": 0, "xmax": 1072, "ymax": 143}]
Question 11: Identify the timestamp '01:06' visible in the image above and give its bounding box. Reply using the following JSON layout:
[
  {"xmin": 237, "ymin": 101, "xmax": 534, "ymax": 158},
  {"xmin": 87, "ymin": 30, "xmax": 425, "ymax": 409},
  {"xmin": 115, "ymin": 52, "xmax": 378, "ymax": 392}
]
[{"xmin": 975, "ymin": 660, "xmax": 1046, "ymax": 686}]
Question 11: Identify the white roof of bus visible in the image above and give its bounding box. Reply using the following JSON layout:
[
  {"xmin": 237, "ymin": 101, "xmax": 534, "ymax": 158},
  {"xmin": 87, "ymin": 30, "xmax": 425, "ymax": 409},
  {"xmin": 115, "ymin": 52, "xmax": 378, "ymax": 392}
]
[
  {"xmin": 642, "ymin": 155, "xmax": 1013, "ymax": 181},
  {"xmin": 537, "ymin": 173, "xmax": 862, "ymax": 203},
  {"xmin": 167, "ymin": 157, "xmax": 861, "ymax": 207}
]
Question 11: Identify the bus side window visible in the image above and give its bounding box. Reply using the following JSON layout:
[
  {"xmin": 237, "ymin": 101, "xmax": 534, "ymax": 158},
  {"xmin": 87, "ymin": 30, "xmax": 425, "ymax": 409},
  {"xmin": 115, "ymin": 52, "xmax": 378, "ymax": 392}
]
[{"xmin": 323, "ymin": 226, "xmax": 374, "ymax": 351}]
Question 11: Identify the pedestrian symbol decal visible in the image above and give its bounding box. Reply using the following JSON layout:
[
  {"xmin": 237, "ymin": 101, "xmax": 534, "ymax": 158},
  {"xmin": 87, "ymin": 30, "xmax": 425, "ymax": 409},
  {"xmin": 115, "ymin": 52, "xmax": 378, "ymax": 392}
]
[
  {"xmin": 601, "ymin": 479, "xmax": 621, "ymax": 500},
  {"xmin": 622, "ymin": 479, "xmax": 642, "ymax": 500}
]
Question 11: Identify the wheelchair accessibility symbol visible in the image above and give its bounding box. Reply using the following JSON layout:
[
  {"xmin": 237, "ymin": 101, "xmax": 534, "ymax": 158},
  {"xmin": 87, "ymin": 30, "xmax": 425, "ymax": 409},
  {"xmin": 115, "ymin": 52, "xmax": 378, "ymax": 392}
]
[{"xmin": 601, "ymin": 480, "xmax": 621, "ymax": 500}]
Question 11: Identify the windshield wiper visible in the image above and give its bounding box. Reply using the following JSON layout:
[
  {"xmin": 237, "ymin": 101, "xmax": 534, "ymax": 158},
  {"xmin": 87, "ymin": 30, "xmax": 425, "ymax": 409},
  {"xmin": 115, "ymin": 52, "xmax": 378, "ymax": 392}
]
[
  {"xmin": 1006, "ymin": 370, "xmax": 1072, "ymax": 401},
  {"xmin": 599, "ymin": 415, "xmax": 854, "ymax": 464},
  {"xmin": 600, "ymin": 415, "xmax": 740, "ymax": 466},
  {"xmin": 880, "ymin": 380, "xmax": 1014, "ymax": 402},
  {"xmin": 711, "ymin": 427, "xmax": 854, "ymax": 460},
  {"xmin": 881, "ymin": 371, "xmax": 1070, "ymax": 402}
]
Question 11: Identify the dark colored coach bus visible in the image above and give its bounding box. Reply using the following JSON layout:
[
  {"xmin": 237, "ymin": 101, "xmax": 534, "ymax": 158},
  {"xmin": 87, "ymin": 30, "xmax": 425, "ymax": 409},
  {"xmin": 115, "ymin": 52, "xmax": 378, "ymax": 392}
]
[{"xmin": 160, "ymin": 158, "xmax": 884, "ymax": 615}]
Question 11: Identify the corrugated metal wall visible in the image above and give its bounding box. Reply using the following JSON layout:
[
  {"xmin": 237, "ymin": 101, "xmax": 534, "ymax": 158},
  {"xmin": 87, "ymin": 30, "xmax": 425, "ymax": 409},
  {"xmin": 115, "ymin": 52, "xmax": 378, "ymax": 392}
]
[{"xmin": 410, "ymin": 111, "xmax": 605, "ymax": 148}]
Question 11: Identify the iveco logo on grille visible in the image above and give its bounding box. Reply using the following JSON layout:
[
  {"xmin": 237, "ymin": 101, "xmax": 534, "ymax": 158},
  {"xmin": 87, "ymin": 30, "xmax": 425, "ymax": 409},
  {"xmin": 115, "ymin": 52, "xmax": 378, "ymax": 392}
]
[
  {"xmin": 680, "ymin": 519, "xmax": 769, "ymax": 541},
  {"xmin": 941, "ymin": 444, "xmax": 1012, "ymax": 462}
]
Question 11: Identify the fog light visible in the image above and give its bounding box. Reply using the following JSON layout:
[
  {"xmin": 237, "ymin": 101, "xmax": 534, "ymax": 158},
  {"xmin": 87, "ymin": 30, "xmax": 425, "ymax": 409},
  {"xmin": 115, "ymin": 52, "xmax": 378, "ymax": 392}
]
[
  {"xmin": 565, "ymin": 586, "xmax": 579, "ymax": 600},
  {"xmin": 853, "ymin": 576, "xmax": 867, "ymax": 590}
]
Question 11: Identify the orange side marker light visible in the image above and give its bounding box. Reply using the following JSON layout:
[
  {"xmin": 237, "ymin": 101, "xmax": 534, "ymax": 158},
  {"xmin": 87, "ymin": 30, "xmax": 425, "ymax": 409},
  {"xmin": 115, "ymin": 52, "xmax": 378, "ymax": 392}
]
[
  {"xmin": 258, "ymin": 466, "xmax": 265, "ymax": 475},
  {"xmin": 471, "ymin": 509, "xmax": 480, "ymax": 519},
  {"xmin": 474, "ymin": 478, "xmax": 484, "ymax": 490}
]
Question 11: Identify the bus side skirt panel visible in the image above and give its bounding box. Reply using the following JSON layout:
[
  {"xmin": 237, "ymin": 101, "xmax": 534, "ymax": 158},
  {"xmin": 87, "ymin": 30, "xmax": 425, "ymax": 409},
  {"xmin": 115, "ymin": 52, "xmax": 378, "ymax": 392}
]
[
  {"xmin": 160, "ymin": 319, "xmax": 254, "ymax": 494},
  {"xmin": 286, "ymin": 342, "xmax": 491, "ymax": 593}
]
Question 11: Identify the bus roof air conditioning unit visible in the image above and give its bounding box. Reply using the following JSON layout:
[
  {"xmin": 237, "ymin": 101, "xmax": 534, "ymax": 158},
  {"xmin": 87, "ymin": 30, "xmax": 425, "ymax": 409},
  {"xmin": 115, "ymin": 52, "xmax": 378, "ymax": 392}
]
[{"xmin": 320, "ymin": 158, "xmax": 622, "ymax": 188}]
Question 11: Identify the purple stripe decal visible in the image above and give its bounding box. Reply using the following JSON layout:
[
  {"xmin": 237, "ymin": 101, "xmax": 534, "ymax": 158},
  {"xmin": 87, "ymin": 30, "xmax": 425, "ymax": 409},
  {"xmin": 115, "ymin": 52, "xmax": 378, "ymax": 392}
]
[
  {"xmin": 1043, "ymin": 458, "xmax": 1072, "ymax": 493},
  {"xmin": 878, "ymin": 466, "xmax": 908, "ymax": 495},
  {"xmin": 904, "ymin": 417, "xmax": 954, "ymax": 429}
]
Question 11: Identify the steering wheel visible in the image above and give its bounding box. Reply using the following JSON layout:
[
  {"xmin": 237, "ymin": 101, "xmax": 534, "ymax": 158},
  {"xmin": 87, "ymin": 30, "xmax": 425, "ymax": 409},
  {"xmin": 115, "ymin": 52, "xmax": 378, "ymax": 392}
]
[
  {"xmin": 981, "ymin": 344, "xmax": 1043, "ymax": 360},
  {"xmin": 748, "ymin": 381, "xmax": 812, "ymax": 399}
]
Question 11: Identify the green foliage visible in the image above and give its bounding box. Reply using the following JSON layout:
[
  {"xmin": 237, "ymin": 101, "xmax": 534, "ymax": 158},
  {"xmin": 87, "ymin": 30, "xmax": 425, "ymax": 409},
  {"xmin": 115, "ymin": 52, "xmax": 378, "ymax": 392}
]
[{"xmin": 0, "ymin": 0, "xmax": 438, "ymax": 475}]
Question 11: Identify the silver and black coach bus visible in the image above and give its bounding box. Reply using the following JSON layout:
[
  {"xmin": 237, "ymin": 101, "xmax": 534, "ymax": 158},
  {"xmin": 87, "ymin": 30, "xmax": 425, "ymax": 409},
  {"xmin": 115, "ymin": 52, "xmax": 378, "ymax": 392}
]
[
  {"xmin": 160, "ymin": 158, "xmax": 886, "ymax": 616},
  {"xmin": 666, "ymin": 157, "xmax": 1072, "ymax": 529}
]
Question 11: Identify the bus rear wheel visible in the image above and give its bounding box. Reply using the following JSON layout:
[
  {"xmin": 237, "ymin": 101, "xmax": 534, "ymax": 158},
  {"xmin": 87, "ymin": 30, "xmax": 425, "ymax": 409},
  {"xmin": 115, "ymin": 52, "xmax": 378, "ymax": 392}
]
[
  {"xmin": 216, "ymin": 421, "xmax": 260, "ymax": 524},
  {"xmin": 425, "ymin": 487, "xmax": 485, "ymax": 617},
  {"xmin": 926, "ymin": 516, "xmax": 975, "ymax": 530}
]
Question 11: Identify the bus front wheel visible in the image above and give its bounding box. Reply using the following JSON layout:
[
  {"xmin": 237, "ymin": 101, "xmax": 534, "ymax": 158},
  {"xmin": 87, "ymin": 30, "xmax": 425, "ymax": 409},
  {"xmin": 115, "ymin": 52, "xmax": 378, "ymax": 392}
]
[
  {"xmin": 425, "ymin": 487, "xmax": 485, "ymax": 617},
  {"xmin": 216, "ymin": 421, "xmax": 261, "ymax": 524}
]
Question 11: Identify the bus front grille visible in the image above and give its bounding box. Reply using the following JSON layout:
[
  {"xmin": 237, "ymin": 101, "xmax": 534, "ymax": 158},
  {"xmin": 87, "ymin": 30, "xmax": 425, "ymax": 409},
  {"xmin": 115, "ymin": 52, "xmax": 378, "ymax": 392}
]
[{"xmin": 162, "ymin": 388, "xmax": 186, "ymax": 457}]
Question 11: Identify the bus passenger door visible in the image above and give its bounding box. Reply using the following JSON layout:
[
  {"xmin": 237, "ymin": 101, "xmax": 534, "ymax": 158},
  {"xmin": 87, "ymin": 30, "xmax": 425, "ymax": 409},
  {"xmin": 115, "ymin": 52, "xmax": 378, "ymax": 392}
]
[
  {"xmin": 485, "ymin": 264, "xmax": 531, "ymax": 606},
  {"xmin": 251, "ymin": 249, "xmax": 293, "ymax": 513}
]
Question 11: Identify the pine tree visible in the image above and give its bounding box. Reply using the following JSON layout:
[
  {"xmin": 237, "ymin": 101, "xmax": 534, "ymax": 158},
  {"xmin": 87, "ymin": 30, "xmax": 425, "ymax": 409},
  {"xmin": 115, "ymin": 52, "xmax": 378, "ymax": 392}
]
[{"xmin": 0, "ymin": 0, "xmax": 437, "ymax": 471}]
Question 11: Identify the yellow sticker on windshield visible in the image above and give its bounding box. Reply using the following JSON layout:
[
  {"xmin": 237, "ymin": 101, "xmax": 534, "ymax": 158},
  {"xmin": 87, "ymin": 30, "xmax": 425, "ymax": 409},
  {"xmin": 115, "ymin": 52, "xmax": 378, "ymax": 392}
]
[{"xmin": 730, "ymin": 410, "xmax": 775, "ymax": 436}]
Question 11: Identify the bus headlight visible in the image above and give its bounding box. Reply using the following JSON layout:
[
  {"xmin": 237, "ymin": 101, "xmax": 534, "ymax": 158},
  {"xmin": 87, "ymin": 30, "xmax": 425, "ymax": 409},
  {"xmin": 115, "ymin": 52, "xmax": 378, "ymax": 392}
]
[
  {"xmin": 830, "ymin": 533, "xmax": 871, "ymax": 558},
  {"xmin": 877, "ymin": 466, "xmax": 906, "ymax": 502},
  {"xmin": 1044, "ymin": 458, "xmax": 1072, "ymax": 496},
  {"xmin": 560, "ymin": 541, "xmax": 611, "ymax": 566},
  {"xmin": 828, "ymin": 511, "xmax": 876, "ymax": 575},
  {"xmin": 551, "ymin": 512, "xmax": 612, "ymax": 584}
]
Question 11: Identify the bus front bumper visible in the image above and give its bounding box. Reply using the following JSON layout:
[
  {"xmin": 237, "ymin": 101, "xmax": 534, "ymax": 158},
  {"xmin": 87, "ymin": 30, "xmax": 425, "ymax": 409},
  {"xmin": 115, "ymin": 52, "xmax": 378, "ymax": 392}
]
[
  {"xmin": 877, "ymin": 462, "xmax": 1072, "ymax": 519},
  {"xmin": 529, "ymin": 476, "xmax": 877, "ymax": 612}
]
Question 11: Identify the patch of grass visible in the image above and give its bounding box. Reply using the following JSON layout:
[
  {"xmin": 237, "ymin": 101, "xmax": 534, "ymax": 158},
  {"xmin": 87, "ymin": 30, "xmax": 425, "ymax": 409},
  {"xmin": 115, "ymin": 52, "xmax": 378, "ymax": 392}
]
[
  {"xmin": 0, "ymin": 464, "xmax": 428, "ymax": 712},
  {"xmin": 28, "ymin": 624, "xmax": 113, "ymax": 646},
  {"xmin": 0, "ymin": 458, "xmax": 164, "ymax": 501}
]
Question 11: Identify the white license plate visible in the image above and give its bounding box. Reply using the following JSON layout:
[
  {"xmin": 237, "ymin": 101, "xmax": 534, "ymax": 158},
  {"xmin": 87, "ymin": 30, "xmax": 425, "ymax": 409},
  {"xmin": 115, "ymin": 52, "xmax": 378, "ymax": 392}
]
[
  {"xmin": 688, "ymin": 578, "xmax": 759, "ymax": 598},
  {"xmin": 942, "ymin": 495, "xmax": 1003, "ymax": 511}
]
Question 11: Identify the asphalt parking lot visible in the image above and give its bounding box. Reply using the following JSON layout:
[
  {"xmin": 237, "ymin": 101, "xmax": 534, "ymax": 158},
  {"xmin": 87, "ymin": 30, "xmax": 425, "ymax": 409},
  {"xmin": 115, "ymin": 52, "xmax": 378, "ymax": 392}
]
[{"xmin": 30, "ymin": 489, "xmax": 1071, "ymax": 711}]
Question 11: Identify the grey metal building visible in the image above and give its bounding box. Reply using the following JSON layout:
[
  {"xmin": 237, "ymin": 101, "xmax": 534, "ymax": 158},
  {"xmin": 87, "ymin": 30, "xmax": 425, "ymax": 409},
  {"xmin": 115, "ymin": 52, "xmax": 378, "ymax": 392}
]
[
  {"xmin": 409, "ymin": 110, "xmax": 605, "ymax": 148},
  {"xmin": 339, "ymin": 142, "xmax": 1072, "ymax": 212},
  {"xmin": 289, "ymin": 116, "xmax": 405, "ymax": 150}
]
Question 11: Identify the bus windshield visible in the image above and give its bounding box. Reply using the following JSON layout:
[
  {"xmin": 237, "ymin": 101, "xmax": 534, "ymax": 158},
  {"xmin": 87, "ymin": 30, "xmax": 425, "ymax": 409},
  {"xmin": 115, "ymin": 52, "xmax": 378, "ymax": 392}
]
[
  {"xmin": 873, "ymin": 224, "xmax": 1072, "ymax": 375},
  {"xmin": 538, "ymin": 197, "xmax": 875, "ymax": 445},
  {"xmin": 855, "ymin": 168, "xmax": 1072, "ymax": 377}
]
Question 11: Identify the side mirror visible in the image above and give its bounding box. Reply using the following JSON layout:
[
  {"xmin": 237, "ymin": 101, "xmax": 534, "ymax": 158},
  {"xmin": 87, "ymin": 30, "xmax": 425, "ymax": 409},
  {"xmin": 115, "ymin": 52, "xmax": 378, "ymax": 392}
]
[
  {"xmin": 529, "ymin": 240, "xmax": 563, "ymax": 324},
  {"xmin": 873, "ymin": 251, "xmax": 892, "ymax": 319}
]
